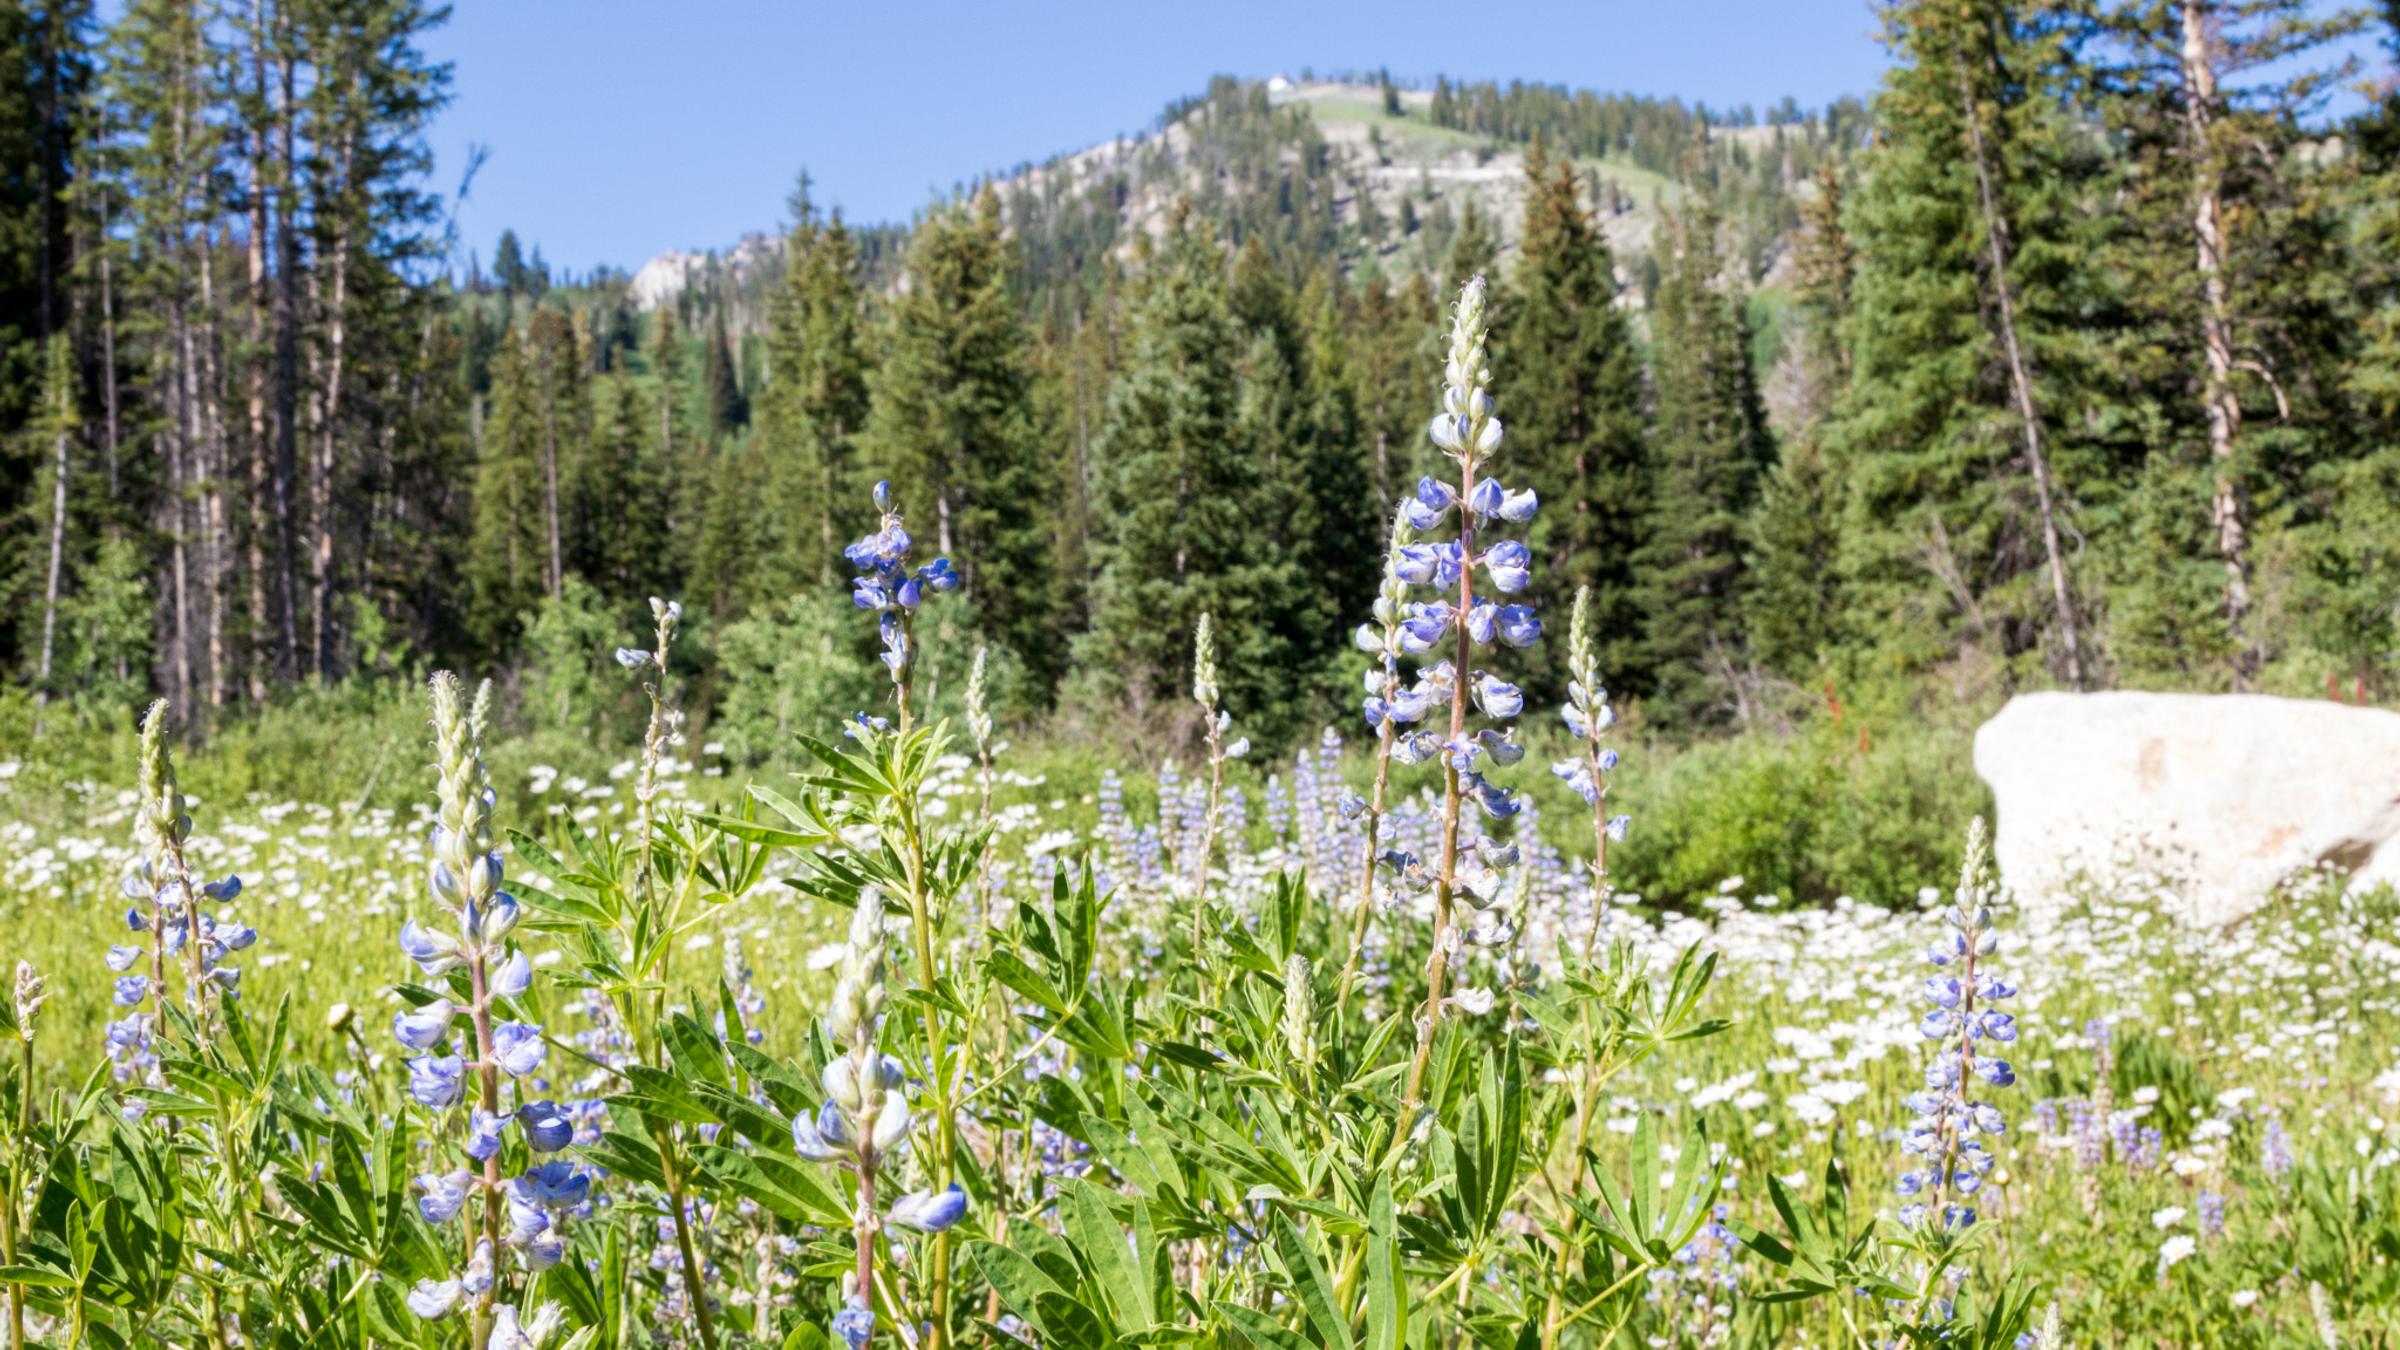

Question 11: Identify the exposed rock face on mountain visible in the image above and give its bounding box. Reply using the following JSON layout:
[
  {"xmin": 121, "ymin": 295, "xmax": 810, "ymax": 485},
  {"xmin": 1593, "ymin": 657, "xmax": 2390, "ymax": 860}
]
[
  {"xmin": 628, "ymin": 232, "xmax": 784, "ymax": 312},
  {"xmin": 1973, "ymin": 691, "xmax": 2400, "ymax": 925}
]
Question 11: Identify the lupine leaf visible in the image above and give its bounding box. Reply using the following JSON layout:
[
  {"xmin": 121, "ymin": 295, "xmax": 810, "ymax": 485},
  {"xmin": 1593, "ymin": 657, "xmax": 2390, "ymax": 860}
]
[{"xmin": 1063, "ymin": 1179, "xmax": 1153, "ymax": 1329}]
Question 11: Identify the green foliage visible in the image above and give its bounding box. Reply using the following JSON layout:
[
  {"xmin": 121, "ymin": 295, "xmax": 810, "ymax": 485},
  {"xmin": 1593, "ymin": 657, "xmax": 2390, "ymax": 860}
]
[
  {"xmin": 1637, "ymin": 183, "xmax": 1772, "ymax": 723},
  {"xmin": 1618, "ymin": 709, "xmax": 1991, "ymax": 908},
  {"xmin": 757, "ymin": 212, "xmax": 870, "ymax": 591},
  {"xmin": 865, "ymin": 190, "xmax": 1057, "ymax": 688},
  {"xmin": 1501, "ymin": 143, "xmax": 1648, "ymax": 696},
  {"xmin": 1082, "ymin": 207, "xmax": 1314, "ymax": 733},
  {"xmin": 709, "ymin": 591, "xmax": 881, "ymax": 766}
]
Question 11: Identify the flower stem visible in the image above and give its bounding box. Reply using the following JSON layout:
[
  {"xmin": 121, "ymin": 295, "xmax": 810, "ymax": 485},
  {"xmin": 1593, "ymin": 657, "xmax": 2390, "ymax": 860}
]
[
  {"xmin": 466, "ymin": 949, "xmax": 504, "ymax": 1348},
  {"xmin": 1401, "ymin": 454, "xmax": 1479, "ymax": 1115},
  {"xmin": 1333, "ymin": 719, "xmax": 1396, "ymax": 1021}
]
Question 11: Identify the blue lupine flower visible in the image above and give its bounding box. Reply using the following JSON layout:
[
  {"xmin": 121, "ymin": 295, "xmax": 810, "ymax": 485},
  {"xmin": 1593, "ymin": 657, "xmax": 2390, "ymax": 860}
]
[
  {"xmin": 1471, "ymin": 674, "xmax": 1523, "ymax": 720},
  {"xmin": 1494, "ymin": 604, "xmax": 1541, "ymax": 648},
  {"xmin": 1403, "ymin": 476, "xmax": 1456, "ymax": 530},
  {"xmin": 844, "ymin": 484, "xmax": 960, "ymax": 698},
  {"xmin": 1393, "ymin": 543, "xmax": 1443, "ymax": 586},
  {"xmin": 394, "ymin": 1002, "xmax": 454, "ymax": 1051},
  {"xmin": 406, "ymin": 1278, "xmax": 464, "ymax": 1320},
  {"xmin": 516, "ymin": 1225, "xmax": 566, "ymax": 1272},
  {"xmin": 887, "ymin": 1183, "xmax": 970, "ymax": 1232},
  {"xmin": 465, "ymin": 1109, "xmax": 508, "ymax": 1161},
  {"xmin": 1402, "ymin": 601, "xmax": 1456, "ymax": 651},
  {"xmin": 112, "ymin": 976, "xmax": 149, "ymax": 1007},
  {"xmin": 1465, "ymin": 774, "xmax": 1520, "ymax": 820},
  {"xmin": 398, "ymin": 920, "xmax": 464, "ymax": 976},
  {"xmin": 460, "ymin": 1240, "xmax": 495, "ymax": 1295},
  {"xmin": 408, "ymin": 1054, "xmax": 466, "ymax": 1110},
  {"xmin": 105, "ymin": 944, "xmax": 143, "ymax": 971},
  {"xmin": 504, "ymin": 1189, "xmax": 552, "ymax": 1244},
  {"xmin": 511, "ymin": 1160, "xmax": 591, "ymax": 1210},
  {"xmin": 1896, "ymin": 820, "xmax": 2013, "ymax": 1230},
  {"xmin": 464, "ymin": 892, "xmax": 521, "ymax": 943},
  {"xmin": 832, "ymin": 1299, "xmax": 875, "ymax": 1350},
  {"xmin": 517, "ymin": 1100, "xmax": 573, "ymax": 1152},
  {"xmin": 417, "ymin": 1168, "xmax": 473, "ymax": 1224},
  {"xmin": 1471, "ymin": 728, "xmax": 1524, "ymax": 767},
  {"xmin": 491, "ymin": 1021, "xmax": 547, "ymax": 1076},
  {"xmin": 2263, "ymin": 1116, "xmax": 2294, "ymax": 1177},
  {"xmin": 2197, "ymin": 1189, "xmax": 2225, "ymax": 1238},
  {"xmin": 1482, "ymin": 540, "xmax": 1531, "ymax": 593},
  {"xmin": 490, "ymin": 950, "xmax": 532, "ymax": 999}
]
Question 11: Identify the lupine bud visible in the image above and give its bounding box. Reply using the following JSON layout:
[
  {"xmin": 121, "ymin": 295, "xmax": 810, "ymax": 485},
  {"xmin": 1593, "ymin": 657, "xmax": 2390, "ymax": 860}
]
[
  {"xmin": 13, "ymin": 960, "xmax": 44, "ymax": 1041},
  {"xmin": 1281, "ymin": 953, "xmax": 1315, "ymax": 1064},
  {"xmin": 888, "ymin": 1184, "xmax": 970, "ymax": 1233},
  {"xmin": 1191, "ymin": 612, "xmax": 1220, "ymax": 710}
]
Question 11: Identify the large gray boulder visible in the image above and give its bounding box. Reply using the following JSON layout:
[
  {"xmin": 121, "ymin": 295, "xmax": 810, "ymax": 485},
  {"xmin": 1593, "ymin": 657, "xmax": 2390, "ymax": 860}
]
[{"xmin": 1972, "ymin": 691, "xmax": 2400, "ymax": 925}]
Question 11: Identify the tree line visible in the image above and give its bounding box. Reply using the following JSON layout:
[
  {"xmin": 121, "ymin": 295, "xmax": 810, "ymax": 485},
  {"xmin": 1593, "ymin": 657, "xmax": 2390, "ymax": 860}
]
[{"xmin": 5, "ymin": 0, "xmax": 2400, "ymax": 747}]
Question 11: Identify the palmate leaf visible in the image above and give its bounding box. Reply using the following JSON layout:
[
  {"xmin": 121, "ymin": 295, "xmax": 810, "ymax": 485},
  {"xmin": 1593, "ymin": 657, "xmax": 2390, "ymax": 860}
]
[{"xmin": 1731, "ymin": 1160, "xmax": 1914, "ymax": 1303}]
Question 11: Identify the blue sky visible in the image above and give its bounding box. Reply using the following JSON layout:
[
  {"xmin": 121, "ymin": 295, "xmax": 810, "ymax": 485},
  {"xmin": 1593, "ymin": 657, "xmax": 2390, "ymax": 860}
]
[{"xmin": 419, "ymin": 0, "xmax": 1902, "ymax": 275}]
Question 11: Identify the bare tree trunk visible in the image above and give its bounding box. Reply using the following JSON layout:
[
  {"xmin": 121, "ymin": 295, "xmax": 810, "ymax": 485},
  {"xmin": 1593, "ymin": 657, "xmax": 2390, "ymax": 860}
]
[
  {"xmin": 36, "ymin": 375, "xmax": 70, "ymax": 704},
  {"xmin": 273, "ymin": 41, "xmax": 302, "ymax": 680},
  {"xmin": 312, "ymin": 121, "xmax": 357, "ymax": 679},
  {"xmin": 243, "ymin": 0, "xmax": 273, "ymax": 704},
  {"xmin": 166, "ymin": 38, "xmax": 198, "ymax": 717},
  {"xmin": 2180, "ymin": 0, "xmax": 2255, "ymax": 682},
  {"xmin": 198, "ymin": 223, "xmax": 230, "ymax": 712},
  {"xmin": 168, "ymin": 351, "xmax": 196, "ymax": 713},
  {"xmin": 1957, "ymin": 62, "xmax": 2089, "ymax": 690},
  {"xmin": 97, "ymin": 188, "xmax": 121, "ymax": 500},
  {"xmin": 540, "ymin": 339, "xmax": 564, "ymax": 598}
]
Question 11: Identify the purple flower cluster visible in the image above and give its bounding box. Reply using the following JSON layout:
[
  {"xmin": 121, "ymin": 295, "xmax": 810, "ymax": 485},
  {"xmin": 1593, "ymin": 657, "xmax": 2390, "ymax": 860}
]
[
  {"xmin": 1897, "ymin": 819, "xmax": 2016, "ymax": 1230},
  {"xmin": 1372, "ymin": 276, "xmax": 1538, "ymax": 948},
  {"xmin": 400, "ymin": 673, "xmax": 595, "ymax": 1325},
  {"xmin": 845, "ymin": 481, "xmax": 960, "ymax": 693}
]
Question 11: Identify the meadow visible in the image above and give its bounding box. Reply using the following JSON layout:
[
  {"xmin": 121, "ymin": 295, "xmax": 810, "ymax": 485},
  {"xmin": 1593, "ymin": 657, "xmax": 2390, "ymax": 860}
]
[{"xmin": 5, "ymin": 280, "xmax": 2397, "ymax": 1350}]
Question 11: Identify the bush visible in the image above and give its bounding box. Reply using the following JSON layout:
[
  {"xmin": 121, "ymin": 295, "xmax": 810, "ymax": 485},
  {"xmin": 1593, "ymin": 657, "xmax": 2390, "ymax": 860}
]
[{"xmin": 1614, "ymin": 710, "xmax": 1989, "ymax": 908}]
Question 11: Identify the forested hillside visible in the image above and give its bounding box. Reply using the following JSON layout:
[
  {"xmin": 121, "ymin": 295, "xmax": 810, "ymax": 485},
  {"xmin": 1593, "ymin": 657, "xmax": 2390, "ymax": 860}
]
[{"xmin": 5, "ymin": 1, "xmax": 2399, "ymax": 753}]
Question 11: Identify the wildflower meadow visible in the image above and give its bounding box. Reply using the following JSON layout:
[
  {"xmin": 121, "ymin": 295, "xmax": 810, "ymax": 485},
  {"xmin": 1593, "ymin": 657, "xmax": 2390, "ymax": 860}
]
[{"xmin": 4, "ymin": 275, "xmax": 2396, "ymax": 1350}]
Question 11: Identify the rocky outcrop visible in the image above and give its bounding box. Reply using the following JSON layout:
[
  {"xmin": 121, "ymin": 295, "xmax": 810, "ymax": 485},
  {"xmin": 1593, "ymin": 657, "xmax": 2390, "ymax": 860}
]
[{"xmin": 1973, "ymin": 691, "xmax": 2400, "ymax": 925}]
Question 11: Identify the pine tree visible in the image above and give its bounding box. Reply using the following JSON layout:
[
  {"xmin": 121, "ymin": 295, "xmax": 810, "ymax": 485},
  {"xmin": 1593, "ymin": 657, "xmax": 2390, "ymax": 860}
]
[
  {"xmin": 567, "ymin": 374, "xmax": 667, "ymax": 605},
  {"xmin": 2096, "ymin": 0, "xmax": 2367, "ymax": 680},
  {"xmin": 1296, "ymin": 267, "xmax": 1376, "ymax": 628},
  {"xmin": 1638, "ymin": 186, "xmax": 1772, "ymax": 722},
  {"xmin": 1081, "ymin": 205, "xmax": 1302, "ymax": 726},
  {"xmin": 1444, "ymin": 196, "xmax": 1496, "ymax": 289},
  {"xmin": 1226, "ymin": 244, "xmax": 1375, "ymax": 704},
  {"xmin": 1827, "ymin": 0, "xmax": 2106, "ymax": 684},
  {"xmin": 493, "ymin": 227, "xmax": 525, "ymax": 299},
  {"xmin": 757, "ymin": 211, "xmax": 868, "ymax": 588},
  {"xmin": 865, "ymin": 188, "xmax": 1055, "ymax": 685},
  {"xmin": 702, "ymin": 307, "xmax": 748, "ymax": 437},
  {"xmin": 1350, "ymin": 270, "xmax": 1439, "ymax": 505},
  {"xmin": 1501, "ymin": 142, "xmax": 1647, "ymax": 692},
  {"xmin": 1747, "ymin": 164, "xmax": 1854, "ymax": 679},
  {"xmin": 466, "ymin": 323, "xmax": 549, "ymax": 645}
]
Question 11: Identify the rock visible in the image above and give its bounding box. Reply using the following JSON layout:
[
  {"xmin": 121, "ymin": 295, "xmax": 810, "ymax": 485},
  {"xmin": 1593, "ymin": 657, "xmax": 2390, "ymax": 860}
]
[{"xmin": 1972, "ymin": 691, "xmax": 2400, "ymax": 925}]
